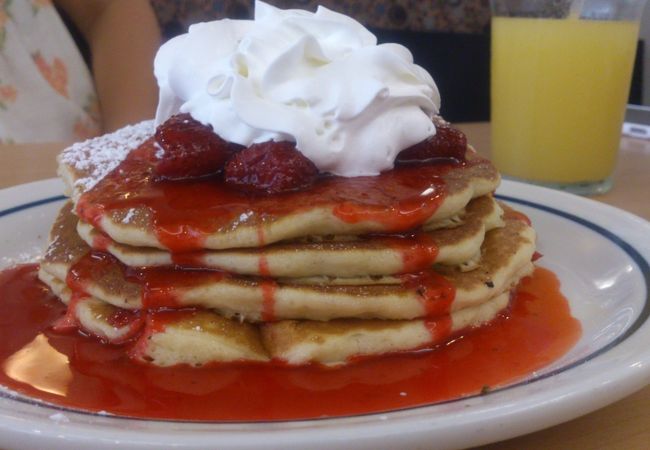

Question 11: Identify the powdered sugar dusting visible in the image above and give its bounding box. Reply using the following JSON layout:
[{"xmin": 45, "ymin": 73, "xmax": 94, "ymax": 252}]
[
  {"xmin": 122, "ymin": 208, "xmax": 136, "ymax": 224},
  {"xmin": 1, "ymin": 246, "xmax": 43, "ymax": 268},
  {"xmin": 59, "ymin": 120, "xmax": 154, "ymax": 193}
]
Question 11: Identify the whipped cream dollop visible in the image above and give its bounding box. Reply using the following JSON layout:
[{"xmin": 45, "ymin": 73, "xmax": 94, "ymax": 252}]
[{"xmin": 154, "ymin": 1, "xmax": 440, "ymax": 176}]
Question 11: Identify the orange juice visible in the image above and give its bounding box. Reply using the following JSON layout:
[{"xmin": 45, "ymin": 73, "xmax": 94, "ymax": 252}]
[{"xmin": 491, "ymin": 17, "xmax": 639, "ymax": 184}]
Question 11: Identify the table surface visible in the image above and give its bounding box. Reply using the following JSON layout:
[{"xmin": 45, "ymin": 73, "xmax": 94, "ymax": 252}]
[{"xmin": 0, "ymin": 123, "xmax": 648, "ymax": 449}]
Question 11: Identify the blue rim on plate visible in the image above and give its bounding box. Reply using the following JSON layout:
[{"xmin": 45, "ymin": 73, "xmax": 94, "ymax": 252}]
[{"xmin": 0, "ymin": 192, "xmax": 648, "ymax": 423}]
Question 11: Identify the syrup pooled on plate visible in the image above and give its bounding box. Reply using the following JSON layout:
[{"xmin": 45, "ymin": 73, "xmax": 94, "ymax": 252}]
[{"xmin": 0, "ymin": 264, "xmax": 581, "ymax": 421}]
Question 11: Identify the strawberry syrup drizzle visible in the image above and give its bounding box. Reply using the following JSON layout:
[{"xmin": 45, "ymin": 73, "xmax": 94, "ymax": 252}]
[
  {"xmin": 91, "ymin": 216, "xmax": 440, "ymax": 275},
  {"xmin": 80, "ymin": 301, "xmax": 144, "ymax": 346},
  {"xmin": 91, "ymin": 232, "xmax": 112, "ymax": 253},
  {"xmin": 400, "ymin": 270, "xmax": 456, "ymax": 317},
  {"xmin": 127, "ymin": 310, "xmax": 173, "ymax": 362},
  {"xmin": 69, "ymin": 244, "xmax": 449, "ymax": 322},
  {"xmin": 66, "ymin": 252, "xmax": 112, "ymax": 295},
  {"xmin": 67, "ymin": 251, "xmax": 226, "ymax": 309},
  {"xmin": 75, "ymin": 139, "xmax": 466, "ymax": 253},
  {"xmin": 376, "ymin": 232, "xmax": 439, "ymax": 273},
  {"xmin": 69, "ymin": 253, "xmax": 452, "ymax": 323},
  {"xmin": 51, "ymin": 291, "xmax": 88, "ymax": 332},
  {"xmin": 255, "ymin": 226, "xmax": 277, "ymax": 321},
  {"xmin": 260, "ymin": 280, "xmax": 278, "ymax": 322},
  {"xmin": 258, "ymin": 256, "xmax": 271, "ymax": 277},
  {"xmin": 127, "ymin": 265, "xmax": 225, "ymax": 309},
  {"xmin": 0, "ymin": 265, "xmax": 581, "ymax": 420},
  {"xmin": 170, "ymin": 251, "xmax": 206, "ymax": 267},
  {"xmin": 331, "ymin": 184, "xmax": 444, "ymax": 230}
]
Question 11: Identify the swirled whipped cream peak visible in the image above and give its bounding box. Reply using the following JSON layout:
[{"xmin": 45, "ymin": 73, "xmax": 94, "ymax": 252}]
[{"xmin": 154, "ymin": 1, "xmax": 440, "ymax": 177}]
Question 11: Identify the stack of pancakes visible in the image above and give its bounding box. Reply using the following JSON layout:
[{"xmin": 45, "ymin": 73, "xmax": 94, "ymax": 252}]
[{"xmin": 39, "ymin": 120, "xmax": 537, "ymax": 366}]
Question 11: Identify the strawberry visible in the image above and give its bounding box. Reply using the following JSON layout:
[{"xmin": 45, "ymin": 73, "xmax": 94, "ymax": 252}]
[
  {"xmin": 153, "ymin": 114, "xmax": 238, "ymax": 180},
  {"xmin": 396, "ymin": 124, "xmax": 467, "ymax": 165},
  {"xmin": 224, "ymin": 141, "xmax": 319, "ymax": 194}
]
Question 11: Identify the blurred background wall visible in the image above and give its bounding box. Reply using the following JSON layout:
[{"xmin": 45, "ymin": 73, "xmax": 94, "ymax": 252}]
[{"xmin": 638, "ymin": 1, "xmax": 650, "ymax": 104}]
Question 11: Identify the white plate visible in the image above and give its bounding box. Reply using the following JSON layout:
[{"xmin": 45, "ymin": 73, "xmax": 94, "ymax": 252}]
[{"xmin": 0, "ymin": 178, "xmax": 649, "ymax": 450}]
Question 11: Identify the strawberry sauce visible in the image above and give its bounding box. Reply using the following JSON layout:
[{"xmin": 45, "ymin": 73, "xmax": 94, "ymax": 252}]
[
  {"xmin": 260, "ymin": 280, "xmax": 278, "ymax": 321},
  {"xmin": 0, "ymin": 264, "xmax": 581, "ymax": 421},
  {"xmin": 400, "ymin": 270, "xmax": 456, "ymax": 317},
  {"xmin": 67, "ymin": 251, "xmax": 226, "ymax": 309},
  {"xmin": 66, "ymin": 246, "xmax": 456, "ymax": 319},
  {"xmin": 75, "ymin": 139, "xmax": 468, "ymax": 253}
]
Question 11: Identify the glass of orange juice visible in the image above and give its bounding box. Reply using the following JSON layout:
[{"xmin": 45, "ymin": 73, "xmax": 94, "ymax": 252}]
[{"xmin": 490, "ymin": 0, "xmax": 647, "ymax": 195}]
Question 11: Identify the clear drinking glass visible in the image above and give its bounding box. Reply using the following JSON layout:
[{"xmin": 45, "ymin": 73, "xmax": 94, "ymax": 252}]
[{"xmin": 490, "ymin": 0, "xmax": 647, "ymax": 195}]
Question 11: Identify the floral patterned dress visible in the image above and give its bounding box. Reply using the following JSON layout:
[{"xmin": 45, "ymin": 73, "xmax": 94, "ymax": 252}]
[{"xmin": 0, "ymin": 0, "xmax": 100, "ymax": 144}]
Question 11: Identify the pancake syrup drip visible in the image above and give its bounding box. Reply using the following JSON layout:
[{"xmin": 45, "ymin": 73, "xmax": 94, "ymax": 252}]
[
  {"xmin": 65, "ymin": 247, "xmax": 456, "ymax": 321},
  {"xmin": 0, "ymin": 264, "xmax": 581, "ymax": 420},
  {"xmin": 400, "ymin": 271, "xmax": 456, "ymax": 317},
  {"xmin": 73, "ymin": 138, "xmax": 478, "ymax": 254},
  {"xmin": 392, "ymin": 232, "xmax": 440, "ymax": 273},
  {"xmin": 67, "ymin": 251, "xmax": 227, "ymax": 309},
  {"xmin": 88, "ymin": 214, "xmax": 443, "ymax": 276}
]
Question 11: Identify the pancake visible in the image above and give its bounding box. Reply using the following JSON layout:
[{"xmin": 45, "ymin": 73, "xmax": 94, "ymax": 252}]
[
  {"xmin": 40, "ymin": 202, "xmax": 535, "ymax": 322},
  {"xmin": 58, "ymin": 125, "xmax": 500, "ymax": 251},
  {"xmin": 131, "ymin": 309, "xmax": 271, "ymax": 365},
  {"xmin": 261, "ymin": 291, "xmax": 510, "ymax": 366},
  {"xmin": 38, "ymin": 269, "xmax": 143, "ymax": 344},
  {"xmin": 37, "ymin": 270, "xmax": 510, "ymax": 366},
  {"xmin": 58, "ymin": 120, "xmax": 155, "ymax": 202},
  {"xmin": 47, "ymin": 120, "xmax": 533, "ymax": 368},
  {"xmin": 75, "ymin": 195, "xmax": 504, "ymax": 277}
]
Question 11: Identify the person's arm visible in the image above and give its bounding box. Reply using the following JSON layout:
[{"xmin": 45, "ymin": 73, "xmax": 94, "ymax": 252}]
[{"xmin": 55, "ymin": 0, "xmax": 161, "ymax": 132}]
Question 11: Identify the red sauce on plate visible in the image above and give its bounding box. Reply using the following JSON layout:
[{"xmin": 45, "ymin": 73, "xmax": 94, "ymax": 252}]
[{"xmin": 0, "ymin": 264, "xmax": 581, "ymax": 421}]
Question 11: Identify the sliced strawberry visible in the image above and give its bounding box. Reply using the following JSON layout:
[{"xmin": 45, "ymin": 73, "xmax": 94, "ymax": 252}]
[
  {"xmin": 153, "ymin": 113, "xmax": 238, "ymax": 180},
  {"xmin": 396, "ymin": 124, "xmax": 467, "ymax": 165},
  {"xmin": 224, "ymin": 141, "xmax": 319, "ymax": 194}
]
